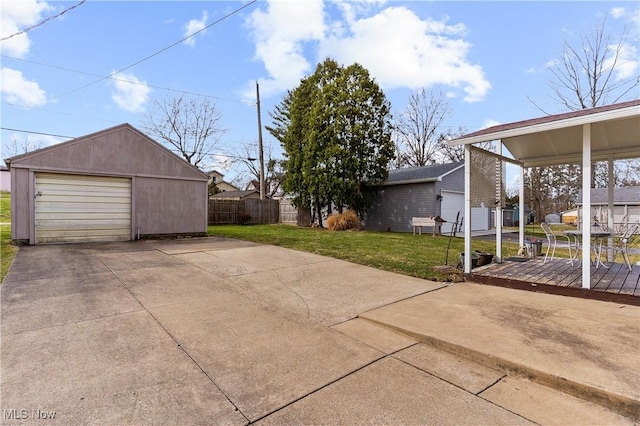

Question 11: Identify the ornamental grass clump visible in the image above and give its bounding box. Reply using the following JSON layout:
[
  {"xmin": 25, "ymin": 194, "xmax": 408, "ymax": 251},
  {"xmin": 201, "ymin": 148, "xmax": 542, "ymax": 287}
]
[{"xmin": 327, "ymin": 210, "xmax": 361, "ymax": 231}]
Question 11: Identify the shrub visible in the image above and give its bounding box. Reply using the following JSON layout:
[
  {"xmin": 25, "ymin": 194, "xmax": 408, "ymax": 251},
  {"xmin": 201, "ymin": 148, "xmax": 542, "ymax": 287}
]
[
  {"xmin": 238, "ymin": 212, "xmax": 252, "ymax": 225},
  {"xmin": 327, "ymin": 210, "xmax": 361, "ymax": 231}
]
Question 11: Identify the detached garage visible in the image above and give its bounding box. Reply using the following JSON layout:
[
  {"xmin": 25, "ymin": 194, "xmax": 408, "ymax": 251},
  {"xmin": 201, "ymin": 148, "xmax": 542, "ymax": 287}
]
[
  {"xmin": 6, "ymin": 123, "xmax": 209, "ymax": 245},
  {"xmin": 363, "ymin": 162, "xmax": 465, "ymax": 233}
]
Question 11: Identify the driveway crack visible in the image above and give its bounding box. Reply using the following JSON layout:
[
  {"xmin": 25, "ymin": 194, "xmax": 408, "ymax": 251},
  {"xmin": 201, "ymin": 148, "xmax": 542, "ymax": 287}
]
[{"xmin": 273, "ymin": 269, "xmax": 311, "ymax": 319}]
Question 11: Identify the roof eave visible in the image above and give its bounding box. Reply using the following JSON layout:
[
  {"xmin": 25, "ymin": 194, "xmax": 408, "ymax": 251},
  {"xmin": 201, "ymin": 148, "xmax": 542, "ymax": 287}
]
[
  {"xmin": 448, "ymin": 103, "xmax": 640, "ymax": 146},
  {"xmin": 381, "ymin": 177, "xmax": 439, "ymax": 186}
]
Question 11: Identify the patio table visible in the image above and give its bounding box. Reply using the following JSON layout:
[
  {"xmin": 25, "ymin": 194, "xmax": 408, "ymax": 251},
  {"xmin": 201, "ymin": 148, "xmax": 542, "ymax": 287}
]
[{"xmin": 563, "ymin": 230, "xmax": 612, "ymax": 269}]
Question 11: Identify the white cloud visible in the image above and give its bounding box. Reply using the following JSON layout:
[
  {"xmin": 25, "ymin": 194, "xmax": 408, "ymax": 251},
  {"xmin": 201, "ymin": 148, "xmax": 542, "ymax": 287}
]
[
  {"xmin": 481, "ymin": 119, "xmax": 500, "ymax": 130},
  {"xmin": 0, "ymin": 67, "xmax": 47, "ymax": 106},
  {"xmin": 183, "ymin": 10, "xmax": 208, "ymax": 47},
  {"xmin": 607, "ymin": 43, "xmax": 639, "ymax": 81},
  {"xmin": 110, "ymin": 72, "xmax": 151, "ymax": 113},
  {"xmin": 244, "ymin": 0, "xmax": 326, "ymax": 99},
  {"xmin": 610, "ymin": 7, "xmax": 625, "ymax": 19},
  {"xmin": 322, "ymin": 6, "xmax": 490, "ymax": 102},
  {"xmin": 244, "ymin": 1, "xmax": 490, "ymax": 103},
  {"xmin": 0, "ymin": 0, "xmax": 51, "ymax": 58}
]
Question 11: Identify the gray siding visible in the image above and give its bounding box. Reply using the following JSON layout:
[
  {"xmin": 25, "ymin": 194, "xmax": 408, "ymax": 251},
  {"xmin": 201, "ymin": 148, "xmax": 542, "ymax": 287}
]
[
  {"xmin": 364, "ymin": 182, "xmax": 437, "ymax": 232},
  {"xmin": 363, "ymin": 166, "xmax": 464, "ymax": 233},
  {"xmin": 134, "ymin": 177, "xmax": 207, "ymax": 236},
  {"xmin": 10, "ymin": 168, "xmax": 31, "ymax": 244},
  {"xmin": 8, "ymin": 125, "xmax": 205, "ymax": 180},
  {"xmin": 436, "ymin": 167, "xmax": 464, "ymax": 192}
]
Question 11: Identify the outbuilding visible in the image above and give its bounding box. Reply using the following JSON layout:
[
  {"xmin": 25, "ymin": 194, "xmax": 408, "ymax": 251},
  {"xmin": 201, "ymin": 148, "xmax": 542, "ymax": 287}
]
[
  {"xmin": 363, "ymin": 162, "xmax": 465, "ymax": 234},
  {"xmin": 6, "ymin": 123, "xmax": 209, "ymax": 245}
]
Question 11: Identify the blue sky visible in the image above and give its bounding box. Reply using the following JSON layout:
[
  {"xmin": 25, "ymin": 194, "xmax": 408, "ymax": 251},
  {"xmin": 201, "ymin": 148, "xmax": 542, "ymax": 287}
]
[{"xmin": 1, "ymin": 0, "xmax": 638, "ymax": 185}]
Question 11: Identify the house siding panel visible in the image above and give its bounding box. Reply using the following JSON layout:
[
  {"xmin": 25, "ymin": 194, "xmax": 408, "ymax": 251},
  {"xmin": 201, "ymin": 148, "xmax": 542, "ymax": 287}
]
[
  {"xmin": 134, "ymin": 177, "xmax": 207, "ymax": 236},
  {"xmin": 437, "ymin": 167, "xmax": 465, "ymax": 192},
  {"xmin": 364, "ymin": 182, "xmax": 437, "ymax": 232},
  {"xmin": 9, "ymin": 125, "xmax": 205, "ymax": 180},
  {"xmin": 10, "ymin": 168, "xmax": 31, "ymax": 244}
]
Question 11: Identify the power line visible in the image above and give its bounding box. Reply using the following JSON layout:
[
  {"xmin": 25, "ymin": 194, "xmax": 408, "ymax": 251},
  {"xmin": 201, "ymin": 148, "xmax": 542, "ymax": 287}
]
[
  {"xmin": 52, "ymin": 0, "xmax": 258, "ymax": 99},
  {"xmin": 1, "ymin": 127, "xmax": 75, "ymax": 139},
  {"xmin": 0, "ymin": 126, "xmax": 239, "ymax": 159},
  {"xmin": 0, "ymin": 0, "xmax": 87, "ymax": 42},
  {"xmin": 2, "ymin": 55, "xmax": 253, "ymax": 105}
]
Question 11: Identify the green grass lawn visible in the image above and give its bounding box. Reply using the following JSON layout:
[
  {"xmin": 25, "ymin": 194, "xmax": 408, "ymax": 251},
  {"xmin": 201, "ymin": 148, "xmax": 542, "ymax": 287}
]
[
  {"xmin": 208, "ymin": 224, "xmax": 529, "ymax": 282},
  {"xmin": 0, "ymin": 190, "xmax": 10, "ymax": 222},
  {"xmin": 1, "ymin": 191, "xmax": 17, "ymax": 283}
]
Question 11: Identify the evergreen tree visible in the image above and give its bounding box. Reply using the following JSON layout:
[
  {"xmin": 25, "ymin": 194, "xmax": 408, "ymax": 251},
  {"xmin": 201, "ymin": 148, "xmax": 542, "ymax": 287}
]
[{"xmin": 267, "ymin": 58, "xmax": 394, "ymax": 226}]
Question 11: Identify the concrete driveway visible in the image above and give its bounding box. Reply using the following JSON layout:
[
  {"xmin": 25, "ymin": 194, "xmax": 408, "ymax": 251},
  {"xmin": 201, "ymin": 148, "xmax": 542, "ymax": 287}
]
[{"xmin": 1, "ymin": 238, "xmax": 634, "ymax": 425}]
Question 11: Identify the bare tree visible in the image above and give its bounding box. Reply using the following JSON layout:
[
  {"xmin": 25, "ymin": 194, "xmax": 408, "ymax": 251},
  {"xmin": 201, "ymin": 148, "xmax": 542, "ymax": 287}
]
[
  {"xmin": 230, "ymin": 140, "xmax": 284, "ymax": 197},
  {"xmin": 539, "ymin": 14, "xmax": 638, "ymax": 112},
  {"xmin": 141, "ymin": 95, "xmax": 227, "ymax": 169},
  {"xmin": 394, "ymin": 89, "xmax": 451, "ymax": 167},
  {"xmin": 528, "ymin": 13, "xmax": 640, "ymax": 209},
  {"xmin": 437, "ymin": 127, "xmax": 470, "ymax": 163},
  {"xmin": 4, "ymin": 135, "xmax": 44, "ymax": 159}
]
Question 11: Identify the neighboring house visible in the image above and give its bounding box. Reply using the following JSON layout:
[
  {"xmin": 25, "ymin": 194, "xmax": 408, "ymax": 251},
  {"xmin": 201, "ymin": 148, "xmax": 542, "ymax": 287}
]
[
  {"xmin": 246, "ymin": 177, "xmax": 284, "ymax": 199},
  {"xmin": 208, "ymin": 170, "xmax": 239, "ymax": 193},
  {"xmin": 209, "ymin": 190, "xmax": 261, "ymax": 201},
  {"xmin": 1, "ymin": 165, "xmax": 10, "ymax": 192},
  {"xmin": 246, "ymin": 179, "xmax": 260, "ymax": 192},
  {"xmin": 564, "ymin": 186, "xmax": 640, "ymax": 228},
  {"xmin": 5, "ymin": 123, "xmax": 209, "ymax": 245},
  {"xmin": 363, "ymin": 162, "xmax": 466, "ymax": 233}
]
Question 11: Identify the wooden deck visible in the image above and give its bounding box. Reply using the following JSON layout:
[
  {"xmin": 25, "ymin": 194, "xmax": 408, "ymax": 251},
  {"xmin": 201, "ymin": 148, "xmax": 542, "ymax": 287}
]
[{"xmin": 468, "ymin": 257, "xmax": 640, "ymax": 306}]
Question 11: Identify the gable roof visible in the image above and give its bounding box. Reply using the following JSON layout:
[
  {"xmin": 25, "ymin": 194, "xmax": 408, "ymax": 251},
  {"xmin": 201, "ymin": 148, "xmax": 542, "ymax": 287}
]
[
  {"xmin": 5, "ymin": 123, "xmax": 208, "ymax": 181},
  {"xmin": 383, "ymin": 162, "xmax": 464, "ymax": 186},
  {"xmin": 449, "ymin": 100, "xmax": 640, "ymax": 167},
  {"xmin": 576, "ymin": 186, "xmax": 640, "ymax": 205}
]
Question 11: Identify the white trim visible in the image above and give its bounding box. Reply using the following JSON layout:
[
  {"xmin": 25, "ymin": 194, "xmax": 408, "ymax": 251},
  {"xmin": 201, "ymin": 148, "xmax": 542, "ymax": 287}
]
[
  {"xmin": 464, "ymin": 145, "xmax": 472, "ymax": 273},
  {"xmin": 448, "ymin": 104, "xmax": 640, "ymax": 146},
  {"xmin": 581, "ymin": 124, "xmax": 591, "ymax": 289}
]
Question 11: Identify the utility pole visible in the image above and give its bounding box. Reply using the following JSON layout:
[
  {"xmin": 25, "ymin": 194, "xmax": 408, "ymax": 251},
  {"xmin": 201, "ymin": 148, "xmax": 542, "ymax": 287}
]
[{"xmin": 256, "ymin": 81, "xmax": 265, "ymax": 200}]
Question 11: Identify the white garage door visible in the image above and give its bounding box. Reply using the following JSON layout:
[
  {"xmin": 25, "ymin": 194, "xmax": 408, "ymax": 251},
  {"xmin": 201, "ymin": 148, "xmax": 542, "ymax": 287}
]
[
  {"xmin": 440, "ymin": 191, "xmax": 464, "ymax": 234},
  {"xmin": 35, "ymin": 173, "xmax": 131, "ymax": 244}
]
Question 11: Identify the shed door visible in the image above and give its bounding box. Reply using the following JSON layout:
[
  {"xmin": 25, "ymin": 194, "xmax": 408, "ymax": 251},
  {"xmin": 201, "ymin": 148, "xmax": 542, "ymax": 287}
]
[
  {"xmin": 35, "ymin": 173, "xmax": 131, "ymax": 244},
  {"xmin": 440, "ymin": 191, "xmax": 464, "ymax": 234}
]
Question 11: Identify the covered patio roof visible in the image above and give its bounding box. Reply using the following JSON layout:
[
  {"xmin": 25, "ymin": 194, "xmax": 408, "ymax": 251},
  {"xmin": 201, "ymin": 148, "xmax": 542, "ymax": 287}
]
[
  {"xmin": 448, "ymin": 99, "xmax": 640, "ymax": 289},
  {"xmin": 449, "ymin": 99, "xmax": 640, "ymax": 167}
]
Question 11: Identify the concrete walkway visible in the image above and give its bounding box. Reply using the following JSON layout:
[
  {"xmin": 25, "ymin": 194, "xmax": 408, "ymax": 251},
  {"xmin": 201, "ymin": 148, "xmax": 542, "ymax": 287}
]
[
  {"xmin": 360, "ymin": 283, "xmax": 640, "ymax": 421},
  {"xmin": 1, "ymin": 238, "xmax": 637, "ymax": 424}
]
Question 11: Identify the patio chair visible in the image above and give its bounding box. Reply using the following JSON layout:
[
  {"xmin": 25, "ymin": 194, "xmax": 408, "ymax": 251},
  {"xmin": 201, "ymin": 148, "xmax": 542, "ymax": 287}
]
[
  {"xmin": 541, "ymin": 222, "xmax": 572, "ymax": 264},
  {"xmin": 614, "ymin": 214, "xmax": 629, "ymax": 236},
  {"xmin": 612, "ymin": 223, "xmax": 639, "ymax": 271}
]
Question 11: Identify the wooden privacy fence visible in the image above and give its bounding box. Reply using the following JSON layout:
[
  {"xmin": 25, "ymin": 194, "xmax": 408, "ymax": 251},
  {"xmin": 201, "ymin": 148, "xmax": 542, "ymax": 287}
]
[
  {"xmin": 279, "ymin": 199, "xmax": 311, "ymax": 226},
  {"xmin": 208, "ymin": 199, "xmax": 280, "ymax": 225}
]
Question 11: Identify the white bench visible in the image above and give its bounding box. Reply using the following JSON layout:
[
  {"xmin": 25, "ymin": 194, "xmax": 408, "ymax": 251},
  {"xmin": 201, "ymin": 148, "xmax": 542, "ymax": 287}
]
[{"xmin": 412, "ymin": 217, "xmax": 444, "ymax": 236}]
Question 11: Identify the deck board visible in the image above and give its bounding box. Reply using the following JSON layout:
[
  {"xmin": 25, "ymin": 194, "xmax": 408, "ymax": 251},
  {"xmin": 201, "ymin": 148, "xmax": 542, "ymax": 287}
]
[{"xmin": 468, "ymin": 257, "xmax": 639, "ymax": 305}]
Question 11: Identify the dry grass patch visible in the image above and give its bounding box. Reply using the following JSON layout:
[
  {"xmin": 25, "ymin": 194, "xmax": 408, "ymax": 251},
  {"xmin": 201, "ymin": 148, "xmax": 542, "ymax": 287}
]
[{"xmin": 327, "ymin": 210, "xmax": 361, "ymax": 231}]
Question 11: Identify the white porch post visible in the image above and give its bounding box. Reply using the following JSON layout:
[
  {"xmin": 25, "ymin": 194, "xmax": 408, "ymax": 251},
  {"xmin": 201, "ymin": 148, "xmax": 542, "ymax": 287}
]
[
  {"xmin": 607, "ymin": 154, "xmax": 614, "ymax": 261},
  {"xmin": 582, "ymin": 124, "xmax": 592, "ymax": 289},
  {"xmin": 464, "ymin": 144, "xmax": 472, "ymax": 273},
  {"xmin": 496, "ymin": 141, "xmax": 503, "ymax": 262},
  {"xmin": 519, "ymin": 164, "xmax": 525, "ymax": 248}
]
